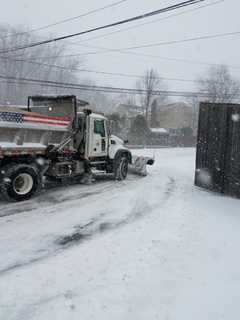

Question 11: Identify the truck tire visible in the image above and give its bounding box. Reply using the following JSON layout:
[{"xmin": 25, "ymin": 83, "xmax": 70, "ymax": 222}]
[
  {"xmin": 114, "ymin": 156, "xmax": 128, "ymax": 181},
  {"xmin": 0, "ymin": 164, "xmax": 41, "ymax": 202}
]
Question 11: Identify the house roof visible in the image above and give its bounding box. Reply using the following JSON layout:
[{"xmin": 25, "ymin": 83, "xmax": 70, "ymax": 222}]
[
  {"xmin": 150, "ymin": 128, "xmax": 168, "ymax": 134},
  {"xmin": 117, "ymin": 104, "xmax": 143, "ymax": 112}
]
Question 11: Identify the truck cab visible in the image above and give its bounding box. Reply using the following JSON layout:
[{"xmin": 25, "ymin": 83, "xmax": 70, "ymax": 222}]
[
  {"xmin": 85, "ymin": 112, "xmax": 109, "ymax": 159},
  {"xmin": 0, "ymin": 95, "xmax": 132, "ymax": 201},
  {"xmin": 76, "ymin": 110, "xmax": 132, "ymax": 171}
]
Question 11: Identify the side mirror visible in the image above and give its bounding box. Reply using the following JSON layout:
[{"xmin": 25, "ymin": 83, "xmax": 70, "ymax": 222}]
[
  {"xmin": 124, "ymin": 139, "xmax": 129, "ymax": 144},
  {"xmin": 108, "ymin": 120, "xmax": 114, "ymax": 135}
]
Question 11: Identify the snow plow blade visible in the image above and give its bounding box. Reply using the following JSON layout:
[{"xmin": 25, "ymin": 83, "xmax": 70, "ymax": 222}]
[{"xmin": 129, "ymin": 155, "xmax": 155, "ymax": 176}]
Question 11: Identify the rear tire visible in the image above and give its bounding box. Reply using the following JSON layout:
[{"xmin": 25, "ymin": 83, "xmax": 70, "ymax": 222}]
[
  {"xmin": 0, "ymin": 164, "xmax": 41, "ymax": 201},
  {"xmin": 114, "ymin": 156, "xmax": 128, "ymax": 181}
]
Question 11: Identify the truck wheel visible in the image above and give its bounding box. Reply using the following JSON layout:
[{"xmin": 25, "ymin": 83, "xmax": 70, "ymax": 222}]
[
  {"xmin": 114, "ymin": 156, "xmax": 128, "ymax": 181},
  {"xmin": 1, "ymin": 164, "xmax": 41, "ymax": 201}
]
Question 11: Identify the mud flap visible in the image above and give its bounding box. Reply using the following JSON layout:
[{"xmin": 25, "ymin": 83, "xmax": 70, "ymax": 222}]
[{"xmin": 128, "ymin": 155, "xmax": 155, "ymax": 176}]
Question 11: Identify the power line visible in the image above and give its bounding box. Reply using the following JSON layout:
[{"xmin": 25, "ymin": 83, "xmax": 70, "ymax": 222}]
[
  {"xmin": 1, "ymin": 78, "xmax": 237, "ymax": 100},
  {"xmin": 0, "ymin": 54, "xmax": 229, "ymax": 85},
  {"xmin": 16, "ymin": 38, "xmax": 240, "ymax": 74},
  {"xmin": 34, "ymin": 28, "xmax": 240, "ymax": 59},
  {"xmin": 0, "ymin": 78, "xmax": 201, "ymax": 98},
  {"xmin": 108, "ymin": 50, "xmax": 240, "ymax": 71},
  {"xmin": 0, "ymin": 74, "xmax": 225, "ymax": 98},
  {"xmin": 126, "ymin": 52, "xmax": 240, "ymax": 69},
  {"xmin": 15, "ymin": 0, "xmax": 220, "ymax": 61},
  {"xmin": 21, "ymin": 48, "xmax": 107, "ymax": 60},
  {"xmin": 2, "ymin": 0, "xmax": 129, "ymax": 39},
  {"xmin": 1, "ymin": 50, "xmax": 239, "ymax": 85},
  {"xmin": 17, "ymin": 18, "xmax": 240, "ymax": 69},
  {"xmin": 0, "ymin": 75, "xmax": 198, "ymax": 96},
  {"xmin": 123, "ymin": 30, "xmax": 240, "ymax": 50},
  {"xmin": 56, "ymin": 28, "xmax": 239, "ymax": 61},
  {"xmin": 0, "ymin": 55, "xmax": 198, "ymax": 83},
  {"xmin": 72, "ymin": 0, "xmax": 223, "ymax": 45},
  {"xmin": 1, "ymin": 1, "xmax": 221, "ymax": 65},
  {"xmin": 2, "ymin": 35, "xmax": 240, "ymax": 75},
  {"xmin": 0, "ymin": 0, "xmax": 205, "ymax": 54}
]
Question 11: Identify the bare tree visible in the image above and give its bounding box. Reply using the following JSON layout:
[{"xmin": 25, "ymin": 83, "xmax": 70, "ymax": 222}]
[
  {"xmin": 150, "ymin": 98, "xmax": 160, "ymax": 128},
  {"xmin": 0, "ymin": 24, "xmax": 81, "ymax": 105},
  {"xmin": 197, "ymin": 65, "xmax": 240, "ymax": 103},
  {"xmin": 136, "ymin": 68, "xmax": 167, "ymax": 122}
]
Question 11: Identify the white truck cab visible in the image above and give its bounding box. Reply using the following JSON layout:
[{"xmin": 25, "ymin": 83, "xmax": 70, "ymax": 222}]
[
  {"xmin": 76, "ymin": 110, "xmax": 132, "ymax": 174},
  {"xmin": 84, "ymin": 112, "xmax": 109, "ymax": 159}
]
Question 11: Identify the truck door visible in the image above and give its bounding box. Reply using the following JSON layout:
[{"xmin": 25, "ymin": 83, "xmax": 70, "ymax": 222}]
[{"xmin": 88, "ymin": 117, "xmax": 108, "ymax": 158}]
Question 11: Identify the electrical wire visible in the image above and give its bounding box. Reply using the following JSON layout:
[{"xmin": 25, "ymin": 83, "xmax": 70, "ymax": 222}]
[
  {"xmin": 16, "ymin": 19, "xmax": 240, "ymax": 67},
  {"xmin": 1, "ymin": 0, "xmax": 129, "ymax": 39},
  {"xmin": 0, "ymin": 55, "xmax": 198, "ymax": 83},
  {"xmin": 0, "ymin": 50, "xmax": 239, "ymax": 85},
  {"xmin": 72, "ymin": 0, "xmax": 223, "ymax": 45},
  {"xmin": 0, "ymin": 0, "xmax": 205, "ymax": 54},
  {"xmin": 0, "ymin": 74, "xmax": 228, "ymax": 98},
  {"xmin": 123, "ymin": 30, "xmax": 240, "ymax": 50},
  {"xmin": 33, "ymin": 28, "xmax": 240, "ymax": 59}
]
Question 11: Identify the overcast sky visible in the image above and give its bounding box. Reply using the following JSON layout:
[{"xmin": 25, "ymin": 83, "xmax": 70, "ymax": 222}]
[{"xmin": 0, "ymin": 0, "xmax": 239, "ymax": 94}]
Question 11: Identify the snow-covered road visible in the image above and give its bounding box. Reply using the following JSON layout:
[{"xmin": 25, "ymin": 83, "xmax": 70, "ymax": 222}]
[{"xmin": 0, "ymin": 148, "xmax": 240, "ymax": 320}]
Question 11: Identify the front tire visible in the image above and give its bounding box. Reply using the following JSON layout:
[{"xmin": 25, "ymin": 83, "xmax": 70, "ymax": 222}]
[
  {"xmin": 114, "ymin": 156, "xmax": 128, "ymax": 180},
  {"xmin": 1, "ymin": 164, "xmax": 41, "ymax": 201}
]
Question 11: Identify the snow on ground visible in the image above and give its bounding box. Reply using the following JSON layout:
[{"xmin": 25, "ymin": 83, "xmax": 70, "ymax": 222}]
[{"xmin": 0, "ymin": 148, "xmax": 240, "ymax": 320}]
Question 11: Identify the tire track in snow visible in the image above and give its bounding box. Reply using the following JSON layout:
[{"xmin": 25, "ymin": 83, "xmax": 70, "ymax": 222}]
[
  {"xmin": 0, "ymin": 201, "xmax": 149, "ymax": 276},
  {"xmin": 0, "ymin": 176, "xmax": 177, "ymax": 277},
  {"xmin": 0, "ymin": 176, "xmax": 137, "ymax": 218},
  {"xmin": 0, "ymin": 184, "xmax": 107, "ymax": 218},
  {"xmin": 56, "ymin": 176, "xmax": 178, "ymax": 248}
]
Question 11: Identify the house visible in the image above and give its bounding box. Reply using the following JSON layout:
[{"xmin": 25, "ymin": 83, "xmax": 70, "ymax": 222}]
[
  {"xmin": 116, "ymin": 104, "xmax": 144, "ymax": 118},
  {"xmin": 152, "ymin": 102, "xmax": 195, "ymax": 132},
  {"xmin": 150, "ymin": 101, "xmax": 197, "ymax": 147},
  {"xmin": 114, "ymin": 103, "xmax": 144, "ymax": 132},
  {"xmin": 150, "ymin": 127, "xmax": 169, "ymax": 146}
]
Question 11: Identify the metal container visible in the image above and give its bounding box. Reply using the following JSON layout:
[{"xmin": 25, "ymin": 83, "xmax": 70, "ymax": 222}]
[
  {"xmin": 0, "ymin": 96, "xmax": 77, "ymax": 156},
  {"xmin": 195, "ymin": 102, "xmax": 240, "ymax": 198}
]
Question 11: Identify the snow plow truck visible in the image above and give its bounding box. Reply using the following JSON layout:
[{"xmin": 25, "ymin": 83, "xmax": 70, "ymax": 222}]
[{"xmin": 0, "ymin": 95, "xmax": 154, "ymax": 201}]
